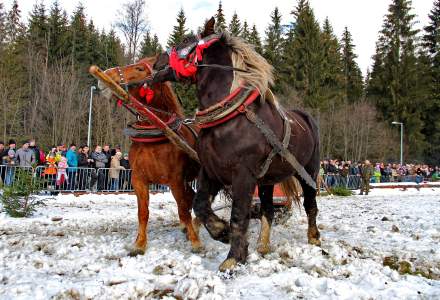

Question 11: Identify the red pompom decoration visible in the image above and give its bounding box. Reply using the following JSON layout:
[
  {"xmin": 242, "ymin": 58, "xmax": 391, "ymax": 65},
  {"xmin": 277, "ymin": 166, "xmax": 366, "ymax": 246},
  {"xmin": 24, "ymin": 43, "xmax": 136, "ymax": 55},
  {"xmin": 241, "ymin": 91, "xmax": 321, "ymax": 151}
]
[{"xmin": 139, "ymin": 85, "xmax": 155, "ymax": 104}]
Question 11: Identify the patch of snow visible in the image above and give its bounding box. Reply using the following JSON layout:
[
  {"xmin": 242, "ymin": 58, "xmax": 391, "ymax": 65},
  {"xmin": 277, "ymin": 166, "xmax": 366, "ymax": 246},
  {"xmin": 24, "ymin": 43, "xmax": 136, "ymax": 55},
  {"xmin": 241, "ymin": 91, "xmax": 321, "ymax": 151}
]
[{"xmin": 0, "ymin": 189, "xmax": 439, "ymax": 299}]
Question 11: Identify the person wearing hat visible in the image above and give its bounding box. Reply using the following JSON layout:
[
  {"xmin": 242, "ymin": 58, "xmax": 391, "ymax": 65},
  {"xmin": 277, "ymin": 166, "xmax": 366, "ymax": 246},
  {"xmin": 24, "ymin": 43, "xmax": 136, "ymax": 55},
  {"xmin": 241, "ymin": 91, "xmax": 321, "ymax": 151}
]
[
  {"xmin": 109, "ymin": 152, "xmax": 125, "ymax": 191},
  {"xmin": 359, "ymin": 160, "xmax": 374, "ymax": 195},
  {"xmin": 15, "ymin": 140, "xmax": 36, "ymax": 168},
  {"xmin": 66, "ymin": 144, "xmax": 78, "ymax": 190},
  {"xmin": 7, "ymin": 139, "xmax": 16, "ymax": 155},
  {"xmin": 119, "ymin": 153, "xmax": 130, "ymax": 190},
  {"xmin": 3, "ymin": 149, "xmax": 17, "ymax": 186},
  {"xmin": 0, "ymin": 141, "xmax": 7, "ymax": 183},
  {"xmin": 1, "ymin": 139, "xmax": 16, "ymax": 182},
  {"xmin": 0, "ymin": 141, "xmax": 7, "ymax": 163}
]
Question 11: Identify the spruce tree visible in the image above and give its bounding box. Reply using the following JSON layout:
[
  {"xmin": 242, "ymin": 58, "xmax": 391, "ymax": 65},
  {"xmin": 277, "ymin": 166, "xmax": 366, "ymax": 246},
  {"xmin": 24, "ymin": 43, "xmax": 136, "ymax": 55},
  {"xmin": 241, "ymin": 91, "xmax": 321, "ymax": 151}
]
[
  {"xmin": 228, "ymin": 11, "xmax": 241, "ymax": 37},
  {"xmin": 366, "ymin": 0, "xmax": 424, "ymax": 158},
  {"xmin": 167, "ymin": 8, "xmax": 187, "ymax": 48},
  {"xmin": 87, "ymin": 20, "xmax": 102, "ymax": 67},
  {"xmin": 101, "ymin": 29, "xmax": 124, "ymax": 68},
  {"xmin": 422, "ymin": 0, "xmax": 440, "ymax": 162},
  {"xmin": 140, "ymin": 31, "xmax": 162, "ymax": 57},
  {"xmin": 67, "ymin": 4, "xmax": 89, "ymax": 68},
  {"xmin": 215, "ymin": 1, "xmax": 227, "ymax": 32},
  {"xmin": 28, "ymin": 1, "xmax": 48, "ymax": 53},
  {"xmin": 241, "ymin": 20, "xmax": 250, "ymax": 41},
  {"xmin": 5, "ymin": 0, "xmax": 25, "ymax": 44},
  {"xmin": 47, "ymin": 0, "xmax": 69, "ymax": 62},
  {"xmin": 283, "ymin": 0, "xmax": 324, "ymax": 110},
  {"xmin": 167, "ymin": 8, "xmax": 197, "ymax": 115},
  {"xmin": 263, "ymin": 7, "xmax": 283, "ymax": 75},
  {"xmin": 341, "ymin": 26, "xmax": 363, "ymax": 103},
  {"xmin": 320, "ymin": 18, "xmax": 344, "ymax": 108},
  {"xmin": 2, "ymin": 0, "xmax": 27, "ymax": 136},
  {"xmin": 248, "ymin": 24, "xmax": 262, "ymax": 54},
  {"xmin": 0, "ymin": 2, "xmax": 6, "ymax": 45}
]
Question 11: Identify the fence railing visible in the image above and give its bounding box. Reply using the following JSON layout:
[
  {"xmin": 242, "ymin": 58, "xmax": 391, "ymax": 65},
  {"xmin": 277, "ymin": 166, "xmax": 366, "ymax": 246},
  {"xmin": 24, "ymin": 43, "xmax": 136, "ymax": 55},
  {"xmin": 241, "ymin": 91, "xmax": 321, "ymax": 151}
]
[
  {"xmin": 0, "ymin": 165, "xmax": 170, "ymax": 193},
  {"xmin": 322, "ymin": 174, "xmax": 435, "ymax": 190},
  {"xmin": 0, "ymin": 165, "xmax": 436, "ymax": 194}
]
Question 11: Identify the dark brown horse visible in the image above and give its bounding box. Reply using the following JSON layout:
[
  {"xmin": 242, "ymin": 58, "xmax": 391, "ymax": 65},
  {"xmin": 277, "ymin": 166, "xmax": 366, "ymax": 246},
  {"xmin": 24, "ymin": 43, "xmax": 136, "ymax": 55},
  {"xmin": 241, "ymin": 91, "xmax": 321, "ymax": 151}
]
[
  {"xmin": 150, "ymin": 18, "xmax": 321, "ymax": 271},
  {"xmin": 99, "ymin": 57, "xmax": 202, "ymax": 254}
]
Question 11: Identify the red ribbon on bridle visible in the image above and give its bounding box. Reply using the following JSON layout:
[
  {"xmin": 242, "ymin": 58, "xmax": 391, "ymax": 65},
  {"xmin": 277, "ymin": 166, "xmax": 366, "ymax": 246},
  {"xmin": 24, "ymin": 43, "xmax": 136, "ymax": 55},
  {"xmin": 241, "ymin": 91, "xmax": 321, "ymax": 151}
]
[{"xmin": 168, "ymin": 36, "xmax": 220, "ymax": 81}]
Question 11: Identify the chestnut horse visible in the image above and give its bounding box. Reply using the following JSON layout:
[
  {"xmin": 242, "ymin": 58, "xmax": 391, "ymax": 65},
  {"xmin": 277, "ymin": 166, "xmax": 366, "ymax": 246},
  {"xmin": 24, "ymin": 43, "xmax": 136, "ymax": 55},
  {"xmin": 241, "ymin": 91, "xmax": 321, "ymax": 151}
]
[
  {"xmin": 150, "ymin": 18, "xmax": 321, "ymax": 271},
  {"xmin": 99, "ymin": 57, "xmax": 202, "ymax": 254}
]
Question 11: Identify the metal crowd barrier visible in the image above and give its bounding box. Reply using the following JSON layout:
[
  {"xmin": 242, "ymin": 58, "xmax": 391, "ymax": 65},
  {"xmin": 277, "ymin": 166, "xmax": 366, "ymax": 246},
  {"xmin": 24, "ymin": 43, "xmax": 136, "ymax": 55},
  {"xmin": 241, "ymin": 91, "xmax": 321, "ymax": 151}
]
[
  {"xmin": 322, "ymin": 174, "xmax": 433, "ymax": 190},
  {"xmin": 0, "ymin": 165, "xmax": 171, "ymax": 194},
  {"xmin": 0, "ymin": 165, "xmax": 33, "ymax": 188},
  {"xmin": 0, "ymin": 165, "xmax": 435, "ymax": 194}
]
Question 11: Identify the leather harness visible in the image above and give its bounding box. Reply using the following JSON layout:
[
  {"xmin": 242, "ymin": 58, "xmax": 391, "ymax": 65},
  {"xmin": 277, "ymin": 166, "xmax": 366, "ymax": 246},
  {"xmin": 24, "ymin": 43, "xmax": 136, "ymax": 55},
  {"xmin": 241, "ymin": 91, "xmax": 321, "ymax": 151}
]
[
  {"xmin": 193, "ymin": 84, "xmax": 314, "ymax": 188},
  {"xmin": 159, "ymin": 34, "xmax": 317, "ymax": 189},
  {"xmin": 114, "ymin": 62, "xmax": 198, "ymax": 144}
]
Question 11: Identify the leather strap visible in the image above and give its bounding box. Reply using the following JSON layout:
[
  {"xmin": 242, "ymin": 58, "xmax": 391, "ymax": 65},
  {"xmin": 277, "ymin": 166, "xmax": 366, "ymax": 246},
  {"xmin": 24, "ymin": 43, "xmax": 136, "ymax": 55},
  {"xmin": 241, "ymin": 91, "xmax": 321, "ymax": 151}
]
[
  {"xmin": 257, "ymin": 116, "xmax": 291, "ymax": 178},
  {"xmin": 244, "ymin": 107, "xmax": 316, "ymax": 190}
]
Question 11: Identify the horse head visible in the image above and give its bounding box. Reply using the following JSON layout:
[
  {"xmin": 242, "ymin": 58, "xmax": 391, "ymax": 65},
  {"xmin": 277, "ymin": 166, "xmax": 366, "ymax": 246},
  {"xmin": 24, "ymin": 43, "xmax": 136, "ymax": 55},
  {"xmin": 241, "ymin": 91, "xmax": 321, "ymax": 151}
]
[
  {"xmin": 151, "ymin": 17, "xmax": 273, "ymax": 111},
  {"xmin": 99, "ymin": 57, "xmax": 155, "ymax": 102},
  {"xmin": 99, "ymin": 56, "xmax": 184, "ymax": 118}
]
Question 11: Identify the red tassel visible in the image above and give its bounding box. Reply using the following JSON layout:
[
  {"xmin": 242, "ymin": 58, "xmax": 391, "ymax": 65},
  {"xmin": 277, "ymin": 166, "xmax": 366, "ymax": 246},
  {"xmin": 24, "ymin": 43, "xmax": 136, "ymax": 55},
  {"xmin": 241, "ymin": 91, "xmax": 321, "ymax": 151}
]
[
  {"xmin": 117, "ymin": 99, "xmax": 123, "ymax": 107},
  {"xmin": 140, "ymin": 85, "xmax": 155, "ymax": 104},
  {"xmin": 145, "ymin": 88, "xmax": 154, "ymax": 103}
]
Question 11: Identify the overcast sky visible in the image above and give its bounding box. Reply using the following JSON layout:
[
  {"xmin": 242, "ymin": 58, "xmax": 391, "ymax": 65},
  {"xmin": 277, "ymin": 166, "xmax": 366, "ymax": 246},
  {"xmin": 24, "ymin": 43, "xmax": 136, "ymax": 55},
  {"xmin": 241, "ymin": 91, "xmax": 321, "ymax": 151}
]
[{"xmin": 3, "ymin": 0, "xmax": 434, "ymax": 74}]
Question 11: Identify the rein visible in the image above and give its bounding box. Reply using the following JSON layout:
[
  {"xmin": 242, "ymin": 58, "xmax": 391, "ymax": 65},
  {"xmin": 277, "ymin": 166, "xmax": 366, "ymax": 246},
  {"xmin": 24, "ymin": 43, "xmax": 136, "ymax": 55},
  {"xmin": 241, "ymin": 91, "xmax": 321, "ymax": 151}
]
[{"xmin": 196, "ymin": 64, "xmax": 249, "ymax": 73}]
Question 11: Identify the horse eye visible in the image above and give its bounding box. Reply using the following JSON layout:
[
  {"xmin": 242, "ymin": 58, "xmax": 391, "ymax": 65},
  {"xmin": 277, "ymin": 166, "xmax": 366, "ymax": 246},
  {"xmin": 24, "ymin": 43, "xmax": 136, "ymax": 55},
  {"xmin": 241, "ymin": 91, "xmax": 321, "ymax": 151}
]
[{"xmin": 135, "ymin": 67, "xmax": 144, "ymax": 71}]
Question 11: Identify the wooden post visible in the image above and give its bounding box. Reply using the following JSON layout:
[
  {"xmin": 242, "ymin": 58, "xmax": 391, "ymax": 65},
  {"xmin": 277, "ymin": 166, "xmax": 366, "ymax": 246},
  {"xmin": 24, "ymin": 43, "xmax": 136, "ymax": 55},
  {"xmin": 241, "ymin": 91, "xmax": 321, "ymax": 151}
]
[{"xmin": 89, "ymin": 65, "xmax": 200, "ymax": 163}]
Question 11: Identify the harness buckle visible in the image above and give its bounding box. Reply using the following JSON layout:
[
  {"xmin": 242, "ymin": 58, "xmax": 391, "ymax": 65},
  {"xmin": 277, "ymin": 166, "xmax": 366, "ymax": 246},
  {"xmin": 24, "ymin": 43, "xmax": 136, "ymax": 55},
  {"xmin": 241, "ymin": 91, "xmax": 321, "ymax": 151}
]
[{"xmin": 238, "ymin": 104, "xmax": 246, "ymax": 113}]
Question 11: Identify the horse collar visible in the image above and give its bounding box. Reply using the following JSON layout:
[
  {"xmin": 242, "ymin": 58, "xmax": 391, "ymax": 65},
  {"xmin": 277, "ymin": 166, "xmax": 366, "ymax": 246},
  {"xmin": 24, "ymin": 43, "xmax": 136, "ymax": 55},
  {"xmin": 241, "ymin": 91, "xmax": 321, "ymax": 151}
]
[{"xmin": 195, "ymin": 86, "xmax": 260, "ymax": 128}]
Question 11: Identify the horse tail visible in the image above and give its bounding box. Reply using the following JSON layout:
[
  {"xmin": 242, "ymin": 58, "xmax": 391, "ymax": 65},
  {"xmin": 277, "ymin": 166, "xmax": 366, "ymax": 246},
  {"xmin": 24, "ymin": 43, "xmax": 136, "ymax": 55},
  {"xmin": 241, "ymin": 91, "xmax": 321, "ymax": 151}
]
[{"xmin": 280, "ymin": 176, "xmax": 302, "ymax": 208}]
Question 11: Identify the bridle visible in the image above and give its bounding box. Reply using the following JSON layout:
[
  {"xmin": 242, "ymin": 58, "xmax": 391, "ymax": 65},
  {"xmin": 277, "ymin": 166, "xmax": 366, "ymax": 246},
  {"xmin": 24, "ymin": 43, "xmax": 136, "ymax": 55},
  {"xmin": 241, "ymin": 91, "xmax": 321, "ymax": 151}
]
[
  {"xmin": 109, "ymin": 61, "xmax": 174, "ymax": 119},
  {"xmin": 116, "ymin": 61, "xmax": 155, "ymax": 92},
  {"xmin": 154, "ymin": 33, "xmax": 248, "ymax": 83}
]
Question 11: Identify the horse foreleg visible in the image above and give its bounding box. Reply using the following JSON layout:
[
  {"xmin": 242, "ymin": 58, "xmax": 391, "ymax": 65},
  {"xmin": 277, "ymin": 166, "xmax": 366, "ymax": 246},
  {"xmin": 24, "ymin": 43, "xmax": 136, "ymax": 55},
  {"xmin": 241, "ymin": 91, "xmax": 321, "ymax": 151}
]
[
  {"xmin": 170, "ymin": 181, "xmax": 203, "ymax": 253},
  {"xmin": 219, "ymin": 170, "xmax": 255, "ymax": 272},
  {"xmin": 257, "ymin": 184, "xmax": 274, "ymax": 255},
  {"xmin": 193, "ymin": 168, "xmax": 229, "ymax": 243},
  {"xmin": 299, "ymin": 177, "xmax": 321, "ymax": 246},
  {"xmin": 129, "ymin": 176, "xmax": 150, "ymax": 256}
]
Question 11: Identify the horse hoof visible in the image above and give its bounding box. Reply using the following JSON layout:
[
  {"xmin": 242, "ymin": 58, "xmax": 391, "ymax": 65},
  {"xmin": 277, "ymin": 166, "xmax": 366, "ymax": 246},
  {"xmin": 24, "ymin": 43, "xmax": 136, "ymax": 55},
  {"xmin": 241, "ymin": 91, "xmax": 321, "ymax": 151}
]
[
  {"xmin": 191, "ymin": 243, "xmax": 204, "ymax": 254},
  {"xmin": 179, "ymin": 223, "xmax": 188, "ymax": 234},
  {"xmin": 206, "ymin": 220, "xmax": 230, "ymax": 244},
  {"xmin": 257, "ymin": 244, "xmax": 271, "ymax": 255},
  {"xmin": 308, "ymin": 238, "xmax": 321, "ymax": 247},
  {"xmin": 219, "ymin": 258, "xmax": 237, "ymax": 272},
  {"xmin": 127, "ymin": 246, "xmax": 146, "ymax": 257}
]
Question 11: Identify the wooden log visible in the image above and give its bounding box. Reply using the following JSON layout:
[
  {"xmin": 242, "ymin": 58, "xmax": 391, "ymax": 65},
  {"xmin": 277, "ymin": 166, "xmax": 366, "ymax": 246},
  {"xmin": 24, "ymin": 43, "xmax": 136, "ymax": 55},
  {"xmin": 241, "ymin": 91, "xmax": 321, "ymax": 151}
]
[{"xmin": 89, "ymin": 65, "xmax": 200, "ymax": 163}]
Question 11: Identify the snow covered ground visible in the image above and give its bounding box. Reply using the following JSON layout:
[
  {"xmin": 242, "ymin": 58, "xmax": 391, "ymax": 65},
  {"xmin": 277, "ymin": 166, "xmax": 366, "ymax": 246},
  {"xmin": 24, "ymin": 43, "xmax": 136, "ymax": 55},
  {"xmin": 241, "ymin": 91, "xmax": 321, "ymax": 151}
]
[{"xmin": 0, "ymin": 188, "xmax": 439, "ymax": 299}]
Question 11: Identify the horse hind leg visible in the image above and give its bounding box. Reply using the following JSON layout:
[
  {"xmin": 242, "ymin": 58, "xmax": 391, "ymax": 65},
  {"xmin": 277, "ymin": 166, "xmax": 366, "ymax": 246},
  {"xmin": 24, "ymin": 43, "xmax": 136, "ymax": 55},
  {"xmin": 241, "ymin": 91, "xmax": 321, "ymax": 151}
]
[
  {"xmin": 170, "ymin": 180, "xmax": 203, "ymax": 253},
  {"xmin": 129, "ymin": 176, "xmax": 150, "ymax": 256},
  {"xmin": 298, "ymin": 177, "xmax": 321, "ymax": 246},
  {"xmin": 257, "ymin": 184, "xmax": 274, "ymax": 255}
]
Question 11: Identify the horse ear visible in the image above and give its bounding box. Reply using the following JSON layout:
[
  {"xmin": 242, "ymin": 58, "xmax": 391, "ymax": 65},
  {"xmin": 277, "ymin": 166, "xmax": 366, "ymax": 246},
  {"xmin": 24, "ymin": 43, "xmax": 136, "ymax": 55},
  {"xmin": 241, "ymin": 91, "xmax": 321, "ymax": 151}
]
[{"xmin": 201, "ymin": 17, "xmax": 215, "ymax": 38}]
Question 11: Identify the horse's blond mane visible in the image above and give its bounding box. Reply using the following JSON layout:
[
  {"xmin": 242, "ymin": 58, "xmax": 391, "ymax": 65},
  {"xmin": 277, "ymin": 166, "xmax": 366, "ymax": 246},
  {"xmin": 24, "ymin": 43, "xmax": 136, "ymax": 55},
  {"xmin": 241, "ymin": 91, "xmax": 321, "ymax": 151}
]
[{"xmin": 223, "ymin": 33, "xmax": 274, "ymax": 101}]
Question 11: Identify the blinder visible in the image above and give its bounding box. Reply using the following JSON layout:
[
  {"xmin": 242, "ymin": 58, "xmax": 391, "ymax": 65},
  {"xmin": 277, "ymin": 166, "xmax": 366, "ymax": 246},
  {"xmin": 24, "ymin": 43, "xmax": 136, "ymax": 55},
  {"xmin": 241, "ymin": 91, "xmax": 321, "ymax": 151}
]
[{"xmin": 160, "ymin": 34, "xmax": 221, "ymax": 82}]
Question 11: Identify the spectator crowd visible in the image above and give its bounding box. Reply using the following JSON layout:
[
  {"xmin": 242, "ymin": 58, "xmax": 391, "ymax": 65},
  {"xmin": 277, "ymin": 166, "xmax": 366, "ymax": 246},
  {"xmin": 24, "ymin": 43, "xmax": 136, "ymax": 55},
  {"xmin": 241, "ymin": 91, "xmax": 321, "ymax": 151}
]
[
  {"xmin": 0, "ymin": 139, "xmax": 131, "ymax": 191},
  {"xmin": 321, "ymin": 159, "xmax": 440, "ymax": 186},
  {"xmin": 1, "ymin": 139, "xmax": 440, "ymax": 193}
]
